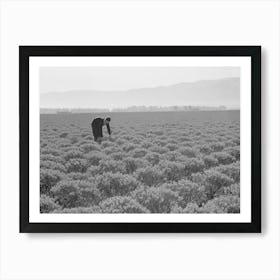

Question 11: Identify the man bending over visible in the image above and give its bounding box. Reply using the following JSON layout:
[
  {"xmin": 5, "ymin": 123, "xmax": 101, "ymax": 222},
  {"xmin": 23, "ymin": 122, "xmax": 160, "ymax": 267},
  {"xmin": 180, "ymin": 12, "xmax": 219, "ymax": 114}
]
[{"xmin": 91, "ymin": 117, "xmax": 111, "ymax": 143}]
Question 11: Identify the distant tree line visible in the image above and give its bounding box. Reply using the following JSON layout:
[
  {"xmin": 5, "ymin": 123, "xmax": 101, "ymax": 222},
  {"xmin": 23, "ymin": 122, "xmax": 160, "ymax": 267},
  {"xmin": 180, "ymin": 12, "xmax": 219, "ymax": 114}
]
[{"xmin": 40, "ymin": 105, "xmax": 229, "ymax": 114}]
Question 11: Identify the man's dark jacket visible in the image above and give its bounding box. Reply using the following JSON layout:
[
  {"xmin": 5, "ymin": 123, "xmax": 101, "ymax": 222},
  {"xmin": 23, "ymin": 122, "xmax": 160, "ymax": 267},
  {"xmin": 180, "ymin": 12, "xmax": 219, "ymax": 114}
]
[{"xmin": 91, "ymin": 118, "xmax": 111, "ymax": 140}]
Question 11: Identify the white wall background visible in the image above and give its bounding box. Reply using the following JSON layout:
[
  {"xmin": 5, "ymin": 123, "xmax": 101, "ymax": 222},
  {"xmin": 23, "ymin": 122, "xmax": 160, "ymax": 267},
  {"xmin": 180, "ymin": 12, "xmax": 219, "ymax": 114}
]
[{"xmin": 0, "ymin": 0, "xmax": 279, "ymax": 279}]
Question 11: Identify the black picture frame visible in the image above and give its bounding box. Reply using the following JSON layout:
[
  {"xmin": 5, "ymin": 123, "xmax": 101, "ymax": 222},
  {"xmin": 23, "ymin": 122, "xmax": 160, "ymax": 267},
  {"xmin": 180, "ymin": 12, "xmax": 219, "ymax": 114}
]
[{"xmin": 20, "ymin": 46, "xmax": 261, "ymax": 233}]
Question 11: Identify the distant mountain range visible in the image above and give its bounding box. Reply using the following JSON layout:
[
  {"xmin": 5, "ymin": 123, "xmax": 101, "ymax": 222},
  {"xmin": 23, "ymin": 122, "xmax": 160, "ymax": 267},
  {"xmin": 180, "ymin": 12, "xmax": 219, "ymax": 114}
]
[{"xmin": 40, "ymin": 77, "xmax": 240, "ymax": 109}]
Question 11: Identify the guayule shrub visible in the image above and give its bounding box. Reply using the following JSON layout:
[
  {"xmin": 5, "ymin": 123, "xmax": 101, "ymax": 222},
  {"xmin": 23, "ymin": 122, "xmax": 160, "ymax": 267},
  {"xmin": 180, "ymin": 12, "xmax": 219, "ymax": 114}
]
[
  {"xmin": 110, "ymin": 152, "xmax": 125, "ymax": 161},
  {"xmin": 132, "ymin": 148, "xmax": 148, "ymax": 158},
  {"xmin": 177, "ymin": 136, "xmax": 190, "ymax": 143},
  {"xmin": 100, "ymin": 196, "xmax": 149, "ymax": 213},
  {"xmin": 85, "ymin": 151, "xmax": 107, "ymax": 166},
  {"xmin": 232, "ymin": 137, "xmax": 240, "ymax": 146},
  {"xmin": 135, "ymin": 167, "xmax": 163, "ymax": 186},
  {"xmin": 152, "ymin": 130, "xmax": 164, "ymax": 136},
  {"xmin": 224, "ymin": 140, "xmax": 237, "ymax": 147},
  {"xmin": 66, "ymin": 158, "xmax": 88, "ymax": 173},
  {"xmin": 178, "ymin": 147, "xmax": 197, "ymax": 158},
  {"xmin": 131, "ymin": 138, "xmax": 142, "ymax": 145},
  {"xmin": 149, "ymin": 146, "xmax": 169, "ymax": 155},
  {"xmin": 169, "ymin": 138, "xmax": 178, "ymax": 145},
  {"xmin": 54, "ymin": 206, "xmax": 101, "ymax": 213},
  {"xmin": 67, "ymin": 172, "xmax": 89, "ymax": 181},
  {"xmin": 60, "ymin": 146, "xmax": 78, "ymax": 153},
  {"xmin": 165, "ymin": 151, "xmax": 181, "ymax": 162},
  {"xmin": 40, "ymin": 154, "xmax": 65, "ymax": 164},
  {"xmin": 87, "ymin": 166, "xmax": 100, "ymax": 177},
  {"xmin": 202, "ymin": 155, "xmax": 219, "ymax": 168},
  {"xmin": 202, "ymin": 195, "xmax": 240, "ymax": 213},
  {"xmin": 197, "ymin": 144, "xmax": 212, "ymax": 155},
  {"xmin": 224, "ymin": 146, "xmax": 240, "ymax": 160},
  {"xmin": 40, "ymin": 195, "xmax": 61, "ymax": 213},
  {"xmin": 78, "ymin": 139, "xmax": 91, "ymax": 146},
  {"xmin": 64, "ymin": 149, "xmax": 84, "ymax": 161},
  {"xmin": 101, "ymin": 141, "xmax": 112, "ymax": 149},
  {"xmin": 216, "ymin": 183, "xmax": 240, "ymax": 196},
  {"xmin": 116, "ymin": 139, "xmax": 125, "ymax": 146},
  {"xmin": 209, "ymin": 142, "xmax": 225, "ymax": 152},
  {"xmin": 123, "ymin": 135, "xmax": 135, "ymax": 141},
  {"xmin": 171, "ymin": 202, "xmax": 200, "ymax": 213},
  {"xmin": 123, "ymin": 157, "xmax": 149, "ymax": 174},
  {"xmin": 57, "ymin": 139, "xmax": 71, "ymax": 148},
  {"xmin": 40, "ymin": 160, "xmax": 67, "ymax": 173},
  {"xmin": 203, "ymin": 170, "xmax": 234, "ymax": 199},
  {"xmin": 84, "ymin": 135, "xmax": 93, "ymax": 141},
  {"xmin": 51, "ymin": 180, "xmax": 101, "ymax": 208},
  {"xmin": 51, "ymin": 181, "xmax": 80, "ymax": 208},
  {"xmin": 163, "ymin": 179, "xmax": 207, "ymax": 208},
  {"xmin": 41, "ymin": 147, "xmax": 61, "ymax": 157},
  {"xmin": 153, "ymin": 139, "xmax": 168, "ymax": 147},
  {"xmin": 166, "ymin": 143, "xmax": 178, "ymax": 152},
  {"xmin": 80, "ymin": 143, "xmax": 101, "ymax": 153},
  {"xmin": 183, "ymin": 202, "xmax": 201, "ymax": 213},
  {"xmin": 95, "ymin": 172, "xmax": 139, "ymax": 198},
  {"xmin": 190, "ymin": 172, "xmax": 206, "ymax": 184},
  {"xmin": 170, "ymin": 204, "xmax": 184, "ymax": 213},
  {"xmin": 78, "ymin": 181, "xmax": 102, "ymax": 206},
  {"xmin": 70, "ymin": 136, "xmax": 79, "ymax": 144},
  {"xmin": 183, "ymin": 158, "xmax": 205, "ymax": 176},
  {"xmin": 212, "ymin": 152, "xmax": 235, "ymax": 165},
  {"xmin": 40, "ymin": 140, "xmax": 48, "ymax": 148},
  {"xmin": 122, "ymin": 143, "xmax": 137, "ymax": 152},
  {"xmin": 141, "ymin": 141, "xmax": 153, "ymax": 149},
  {"xmin": 159, "ymin": 161, "xmax": 185, "ymax": 182},
  {"xmin": 122, "ymin": 157, "xmax": 138, "ymax": 174},
  {"xmin": 131, "ymin": 186, "xmax": 177, "ymax": 213},
  {"xmin": 98, "ymin": 159, "xmax": 126, "ymax": 174},
  {"xmin": 59, "ymin": 132, "xmax": 68, "ymax": 138},
  {"xmin": 144, "ymin": 152, "xmax": 161, "ymax": 166},
  {"xmin": 103, "ymin": 146, "xmax": 119, "ymax": 155},
  {"xmin": 215, "ymin": 162, "xmax": 240, "ymax": 182},
  {"xmin": 40, "ymin": 169, "xmax": 64, "ymax": 195}
]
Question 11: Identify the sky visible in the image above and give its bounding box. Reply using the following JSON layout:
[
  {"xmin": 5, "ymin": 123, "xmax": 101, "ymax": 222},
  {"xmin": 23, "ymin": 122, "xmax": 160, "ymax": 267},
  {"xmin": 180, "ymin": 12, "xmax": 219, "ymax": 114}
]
[{"xmin": 40, "ymin": 67, "xmax": 240, "ymax": 93}]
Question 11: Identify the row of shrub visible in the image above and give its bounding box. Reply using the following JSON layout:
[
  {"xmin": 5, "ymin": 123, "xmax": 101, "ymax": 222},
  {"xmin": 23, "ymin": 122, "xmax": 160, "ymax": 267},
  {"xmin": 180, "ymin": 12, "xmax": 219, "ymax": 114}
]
[
  {"xmin": 41, "ymin": 141, "xmax": 239, "ymax": 161},
  {"xmin": 41, "ymin": 149, "xmax": 239, "ymax": 177},
  {"xmin": 40, "ymin": 166, "xmax": 240, "ymax": 213},
  {"xmin": 41, "ymin": 193, "xmax": 240, "ymax": 214}
]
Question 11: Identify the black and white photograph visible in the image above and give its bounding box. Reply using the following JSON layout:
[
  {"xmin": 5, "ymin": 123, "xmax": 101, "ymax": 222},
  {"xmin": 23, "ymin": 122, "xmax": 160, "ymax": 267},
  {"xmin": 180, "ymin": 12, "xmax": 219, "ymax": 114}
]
[
  {"xmin": 20, "ymin": 46, "xmax": 261, "ymax": 232},
  {"xmin": 40, "ymin": 67, "xmax": 241, "ymax": 214}
]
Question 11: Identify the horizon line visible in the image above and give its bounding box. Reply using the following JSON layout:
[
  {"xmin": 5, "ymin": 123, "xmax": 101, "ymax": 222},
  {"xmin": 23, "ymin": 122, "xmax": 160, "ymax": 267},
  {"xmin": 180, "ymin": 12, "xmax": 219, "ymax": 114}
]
[{"xmin": 40, "ymin": 106, "xmax": 240, "ymax": 113}]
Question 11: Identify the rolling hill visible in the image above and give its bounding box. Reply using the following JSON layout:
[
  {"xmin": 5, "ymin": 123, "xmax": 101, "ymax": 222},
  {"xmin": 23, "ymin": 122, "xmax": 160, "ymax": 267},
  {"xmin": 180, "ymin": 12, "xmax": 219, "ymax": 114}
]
[{"xmin": 40, "ymin": 77, "xmax": 240, "ymax": 109}]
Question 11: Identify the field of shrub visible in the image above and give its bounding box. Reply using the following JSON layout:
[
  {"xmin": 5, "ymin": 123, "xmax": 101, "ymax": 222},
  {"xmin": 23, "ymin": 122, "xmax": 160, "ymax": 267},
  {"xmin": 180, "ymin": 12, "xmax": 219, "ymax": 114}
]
[{"xmin": 40, "ymin": 111, "xmax": 240, "ymax": 214}]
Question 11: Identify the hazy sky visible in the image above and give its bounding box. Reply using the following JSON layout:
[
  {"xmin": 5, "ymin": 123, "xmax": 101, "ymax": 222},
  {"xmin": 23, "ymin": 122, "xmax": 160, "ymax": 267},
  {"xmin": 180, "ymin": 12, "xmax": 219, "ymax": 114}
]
[{"xmin": 40, "ymin": 67, "xmax": 240, "ymax": 93}]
